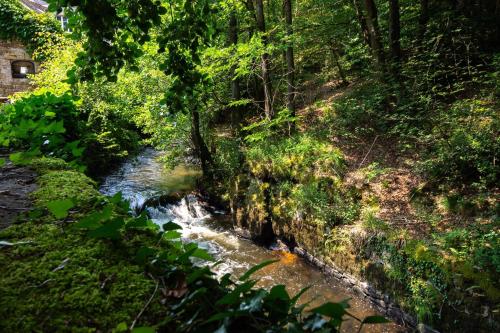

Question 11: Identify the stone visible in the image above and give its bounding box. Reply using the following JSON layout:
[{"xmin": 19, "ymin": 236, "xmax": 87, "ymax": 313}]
[
  {"xmin": 417, "ymin": 323, "xmax": 440, "ymax": 333},
  {"xmin": 0, "ymin": 39, "xmax": 38, "ymax": 98}
]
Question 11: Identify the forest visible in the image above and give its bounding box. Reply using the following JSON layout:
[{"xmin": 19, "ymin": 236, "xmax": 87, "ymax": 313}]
[{"xmin": 0, "ymin": 0, "xmax": 498, "ymax": 332}]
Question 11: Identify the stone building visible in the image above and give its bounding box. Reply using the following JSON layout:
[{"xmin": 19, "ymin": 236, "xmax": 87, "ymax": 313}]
[
  {"xmin": 0, "ymin": 0, "xmax": 65, "ymax": 102},
  {"xmin": 0, "ymin": 40, "xmax": 39, "ymax": 101}
]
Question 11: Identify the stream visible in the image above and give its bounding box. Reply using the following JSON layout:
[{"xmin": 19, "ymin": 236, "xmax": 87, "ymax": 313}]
[{"xmin": 100, "ymin": 149, "xmax": 405, "ymax": 333}]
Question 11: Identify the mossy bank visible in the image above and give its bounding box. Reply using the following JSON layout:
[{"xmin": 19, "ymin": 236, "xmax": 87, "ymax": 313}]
[
  {"xmin": 207, "ymin": 133, "xmax": 500, "ymax": 333},
  {"xmin": 0, "ymin": 157, "xmax": 165, "ymax": 332}
]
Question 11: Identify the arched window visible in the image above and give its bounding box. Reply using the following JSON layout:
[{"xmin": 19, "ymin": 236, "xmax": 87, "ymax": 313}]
[{"xmin": 11, "ymin": 60, "xmax": 35, "ymax": 79}]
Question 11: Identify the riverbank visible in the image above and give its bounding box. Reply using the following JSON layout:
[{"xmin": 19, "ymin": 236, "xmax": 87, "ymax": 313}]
[
  {"xmin": 0, "ymin": 157, "xmax": 165, "ymax": 331},
  {"xmin": 206, "ymin": 154, "xmax": 498, "ymax": 333},
  {"xmin": 0, "ymin": 155, "xmax": 397, "ymax": 332},
  {"xmin": 203, "ymin": 80, "xmax": 499, "ymax": 333}
]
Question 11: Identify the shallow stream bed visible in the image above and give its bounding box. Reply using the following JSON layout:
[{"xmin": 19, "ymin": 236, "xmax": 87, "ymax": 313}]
[{"xmin": 100, "ymin": 149, "xmax": 406, "ymax": 333}]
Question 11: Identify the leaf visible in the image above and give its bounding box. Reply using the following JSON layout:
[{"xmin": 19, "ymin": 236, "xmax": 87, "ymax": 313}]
[
  {"xmin": 267, "ymin": 285, "xmax": 290, "ymax": 301},
  {"xmin": 216, "ymin": 280, "xmax": 257, "ymax": 306},
  {"xmin": 132, "ymin": 327, "xmax": 155, "ymax": 333},
  {"xmin": 162, "ymin": 221, "xmax": 182, "ymax": 231},
  {"xmin": 126, "ymin": 213, "xmax": 158, "ymax": 230},
  {"xmin": 163, "ymin": 230, "xmax": 182, "ymax": 240},
  {"xmin": 44, "ymin": 111, "xmax": 56, "ymax": 118},
  {"xmin": 239, "ymin": 259, "xmax": 279, "ymax": 281},
  {"xmin": 205, "ymin": 311, "xmax": 236, "ymax": 324},
  {"xmin": 109, "ymin": 192, "xmax": 123, "ymax": 204},
  {"xmin": 0, "ymin": 158, "xmax": 5, "ymax": 167},
  {"xmin": 135, "ymin": 247, "xmax": 158, "ymax": 264},
  {"xmin": 291, "ymin": 286, "xmax": 310, "ymax": 305},
  {"xmin": 73, "ymin": 205, "xmax": 113, "ymax": 229},
  {"xmin": 46, "ymin": 199, "xmax": 74, "ymax": 219},
  {"xmin": 113, "ymin": 322, "xmax": 128, "ymax": 332},
  {"xmin": 311, "ymin": 302, "xmax": 347, "ymax": 319},
  {"xmin": 361, "ymin": 315, "xmax": 390, "ymax": 324},
  {"xmin": 190, "ymin": 248, "xmax": 214, "ymax": 261},
  {"xmin": 88, "ymin": 218, "xmax": 124, "ymax": 240},
  {"xmin": 239, "ymin": 289, "xmax": 267, "ymax": 312}
]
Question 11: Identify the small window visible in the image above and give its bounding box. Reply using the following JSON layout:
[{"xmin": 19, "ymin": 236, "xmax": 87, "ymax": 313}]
[
  {"xmin": 57, "ymin": 15, "xmax": 70, "ymax": 32},
  {"xmin": 11, "ymin": 60, "xmax": 35, "ymax": 79}
]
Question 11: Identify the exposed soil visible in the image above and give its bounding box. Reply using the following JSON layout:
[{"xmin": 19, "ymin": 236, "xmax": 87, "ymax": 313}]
[
  {"xmin": 0, "ymin": 154, "xmax": 37, "ymax": 230},
  {"xmin": 296, "ymin": 79, "xmax": 448, "ymax": 237}
]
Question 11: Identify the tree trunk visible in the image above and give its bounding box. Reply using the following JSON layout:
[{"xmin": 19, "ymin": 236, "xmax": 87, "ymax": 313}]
[
  {"xmin": 331, "ymin": 46, "xmax": 348, "ymax": 85},
  {"xmin": 364, "ymin": 0, "xmax": 387, "ymax": 74},
  {"xmin": 496, "ymin": 0, "xmax": 500, "ymax": 44},
  {"xmin": 283, "ymin": 0, "xmax": 295, "ymax": 131},
  {"xmin": 245, "ymin": 0, "xmax": 265, "ymax": 112},
  {"xmin": 418, "ymin": 0, "xmax": 429, "ymax": 45},
  {"xmin": 388, "ymin": 0, "xmax": 402, "ymax": 63},
  {"xmin": 255, "ymin": 0, "xmax": 274, "ymax": 119},
  {"xmin": 228, "ymin": 10, "xmax": 242, "ymax": 129},
  {"xmin": 191, "ymin": 108, "xmax": 212, "ymax": 176},
  {"xmin": 351, "ymin": 0, "xmax": 371, "ymax": 48}
]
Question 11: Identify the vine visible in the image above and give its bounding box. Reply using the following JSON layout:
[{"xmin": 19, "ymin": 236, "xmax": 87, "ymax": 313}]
[{"xmin": 0, "ymin": 0, "xmax": 62, "ymax": 59}]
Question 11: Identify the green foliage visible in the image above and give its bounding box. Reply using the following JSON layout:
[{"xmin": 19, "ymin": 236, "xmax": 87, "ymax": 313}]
[
  {"xmin": 14, "ymin": 41, "xmax": 160, "ymax": 174},
  {"xmin": 46, "ymin": 199, "xmax": 74, "ymax": 219},
  {"xmin": 0, "ymin": 92, "xmax": 86, "ymax": 170},
  {"xmin": 422, "ymin": 98, "xmax": 499, "ymax": 189},
  {"xmin": 435, "ymin": 227, "xmax": 500, "ymax": 275},
  {"xmin": 0, "ymin": 0, "xmax": 62, "ymax": 58},
  {"xmin": 0, "ymin": 157, "xmax": 389, "ymax": 332},
  {"xmin": 246, "ymin": 134, "xmax": 345, "ymax": 181},
  {"xmin": 243, "ymin": 109, "xmax": 298, "ymax": 143}
]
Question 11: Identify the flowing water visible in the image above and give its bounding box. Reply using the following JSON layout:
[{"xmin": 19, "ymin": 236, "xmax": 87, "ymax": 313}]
[{"xmin": 100, "ymin": 149, "xmax": 405, "ymax": 333}]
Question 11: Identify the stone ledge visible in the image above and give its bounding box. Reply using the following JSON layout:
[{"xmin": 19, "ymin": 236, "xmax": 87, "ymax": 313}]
[{"xmin": 293, "ymin": 245, "xmax": 423, "ymax": 330}]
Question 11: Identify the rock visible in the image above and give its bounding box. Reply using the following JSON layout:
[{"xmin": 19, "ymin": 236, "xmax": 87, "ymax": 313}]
[{"xmin": 417, "ymin": 323, "xmax": 440, "ymax": 333}]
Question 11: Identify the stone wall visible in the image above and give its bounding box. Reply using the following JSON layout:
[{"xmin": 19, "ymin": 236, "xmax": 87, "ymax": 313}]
[{"xmin": 0, "ymin": 40, "xmax": 37, "ymax": 98}]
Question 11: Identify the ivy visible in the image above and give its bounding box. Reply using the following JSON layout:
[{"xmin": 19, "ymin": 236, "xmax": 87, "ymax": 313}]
[{"xmin": 0, "ymin": 0, "xmax": 62, "ymax": 59}]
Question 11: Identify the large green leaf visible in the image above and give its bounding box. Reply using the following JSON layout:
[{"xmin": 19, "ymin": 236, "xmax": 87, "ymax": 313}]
[
  {"xmin": 88, "ymin": 217, "xmax": 124, "ymax": 240},
  {"xmin": 46, "ymin": 199, "xmax": 74, "ymax": 219},
  {"xmin": 162, "ymin": 221, "xmax": 182, "ymax": 231},
  {"xmin": 216, "ymin": 280, "xmax": 257, "ymax": 306},
  {"xmin": 267, "ymin": 285, "xmax": 290, "ymax": 301},
  {"xmin": 310, "ymin": 302, "xmax": 347, "ymax": 319},
  {"xmin": 190, "ymin": 248, "xmax": 214, "ymax": 261}
]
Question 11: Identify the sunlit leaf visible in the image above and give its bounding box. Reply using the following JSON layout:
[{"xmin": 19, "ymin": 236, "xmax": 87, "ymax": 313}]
[
  {"xmin": 46, "ymin": 199, "xmax": 74, "ymax": 219},
  {"xmin": 132, "ymin": 327, "xmax": 155, "ymax": 333}
]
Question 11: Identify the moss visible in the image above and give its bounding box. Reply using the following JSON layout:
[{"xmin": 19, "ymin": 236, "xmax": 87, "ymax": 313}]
[
  {"xmin": 0, "ymin": 158, "xmax": 164, "ymax": 332},
  {"xmin": 0, "ymin": 221, "xmax": 163, "ymax": 332},
  {"xmin": 26, "ymin": 157, "xmax": 73, "ymax": 174},
  {"xmin": 33, "ymin": 170, "xmax": 102, "ymax": 208}
]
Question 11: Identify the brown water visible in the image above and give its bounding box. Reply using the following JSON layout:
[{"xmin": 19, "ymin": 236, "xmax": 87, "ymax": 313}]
[{"xmin": 100, "ymin": 149, "xmax": 406, "ymax": 333}]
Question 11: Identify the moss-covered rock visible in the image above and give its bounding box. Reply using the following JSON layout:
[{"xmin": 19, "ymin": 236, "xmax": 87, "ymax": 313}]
[{"xmin": 0, "ymin": 158, "xmax": 164, "ymax": 332}]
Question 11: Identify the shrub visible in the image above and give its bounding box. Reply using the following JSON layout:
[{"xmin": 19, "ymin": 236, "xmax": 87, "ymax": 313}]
[
  {"xmin": 0, "ymin": 0, "xmax": 62, "ymax": 58},
  {"xmin": 422, "ymin": 98, "xmax": 499, "ymax": 189},
  {"xmin": 0, "ymin": 92, "xmax": 141, "ymax": 174},
  {"xmin": 0, "ymin": 92, "xmax": 86, "ymax": 170},
  {"xmin": 246, "ymin": 134, "xmax": 346, "ymax": 182}
]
